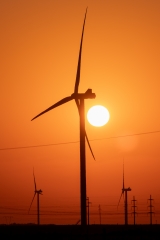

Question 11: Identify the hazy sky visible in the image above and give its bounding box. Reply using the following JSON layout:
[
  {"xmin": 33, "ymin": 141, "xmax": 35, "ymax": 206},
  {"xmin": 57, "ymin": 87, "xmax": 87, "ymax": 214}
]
[{"xmin": 0, "ymin": 0, "xmax": 160, "ymax": 224}]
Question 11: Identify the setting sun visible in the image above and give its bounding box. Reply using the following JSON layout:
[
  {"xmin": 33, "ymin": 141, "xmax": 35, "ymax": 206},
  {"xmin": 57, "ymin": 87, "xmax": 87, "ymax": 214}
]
[{"xmin": 87, "ymin": 105, "xmax": 110, "ymax": 127}]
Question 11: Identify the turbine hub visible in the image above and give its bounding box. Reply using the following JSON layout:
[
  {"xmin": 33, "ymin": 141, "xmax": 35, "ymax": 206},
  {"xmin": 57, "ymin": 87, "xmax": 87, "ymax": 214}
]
[{"xmin": 36, "ymin": 189, "xmax": 43, "ymax": 194}]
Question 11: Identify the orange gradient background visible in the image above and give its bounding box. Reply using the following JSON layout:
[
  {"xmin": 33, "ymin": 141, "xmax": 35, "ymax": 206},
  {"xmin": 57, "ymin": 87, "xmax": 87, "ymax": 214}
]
[{"xmin": 0, "ymin": 0, "xmax": 160, "ymax": 225}]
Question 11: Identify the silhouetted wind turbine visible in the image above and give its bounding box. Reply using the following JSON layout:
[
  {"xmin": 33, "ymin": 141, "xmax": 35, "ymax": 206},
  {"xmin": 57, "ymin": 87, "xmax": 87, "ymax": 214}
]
[
  {"xmin": 28, "ymin": 169, "xmax": 43, "ymax": 225},
  {"xmin": 117, "ymin": 163, "xmax": 131, "ymax": 225},
  {"xmin": 31, "ymin": 8, "xmax": 95, "ymax": 226}
]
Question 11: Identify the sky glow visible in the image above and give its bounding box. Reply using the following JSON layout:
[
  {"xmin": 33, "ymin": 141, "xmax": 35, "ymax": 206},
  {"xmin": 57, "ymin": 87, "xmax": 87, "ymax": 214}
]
[{"xmin": 0, "ymin": 0, "xmax": 160, "ymax": 225}]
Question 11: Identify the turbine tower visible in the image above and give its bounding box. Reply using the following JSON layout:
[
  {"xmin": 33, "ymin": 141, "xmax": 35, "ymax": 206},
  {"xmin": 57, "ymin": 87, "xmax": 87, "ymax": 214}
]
[
  {"xmin": 31, "ymin": 8, "xmax": 95, "ymax": 226},
  {"xmin": 117, "ymin": 163, "xmax": 131, "ymax": 225},
  {"xmin": 28, "ymin": 169, "xmax": 43, "ymax": 225}
]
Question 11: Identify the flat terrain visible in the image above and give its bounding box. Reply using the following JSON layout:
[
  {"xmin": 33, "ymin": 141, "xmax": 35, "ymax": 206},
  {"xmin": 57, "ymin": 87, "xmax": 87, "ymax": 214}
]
[{"xmin": 0, "ymin": 224, "xmax": 160, "ymax": 239}]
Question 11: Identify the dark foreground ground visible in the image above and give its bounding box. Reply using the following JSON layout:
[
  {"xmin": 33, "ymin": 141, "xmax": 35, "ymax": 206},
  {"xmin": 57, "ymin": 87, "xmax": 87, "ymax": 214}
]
[{"xmin": 0, "ymin": 224, "xmax": 160, "ymax": 239}]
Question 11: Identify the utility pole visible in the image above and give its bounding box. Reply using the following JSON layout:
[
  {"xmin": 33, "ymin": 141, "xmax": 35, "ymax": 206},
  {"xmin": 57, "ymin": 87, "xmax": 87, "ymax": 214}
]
[
  {"xmin": 99, "ymin": 204, "xmax": 102, "ymax": 225},
  {"xmin": 148, "ymin": 194, "xmax": 154, "ymax": 225},
  {"xmin": 131, "ymin": 196, "xmax": 137, "ymax": 225},
  {"xmin": 86, "ymin": 197, "xmax": 91, "ymax": 225}
]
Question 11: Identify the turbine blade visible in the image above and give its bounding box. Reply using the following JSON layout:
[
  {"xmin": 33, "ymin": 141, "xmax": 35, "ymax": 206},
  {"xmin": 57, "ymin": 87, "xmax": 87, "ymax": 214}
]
[
  {"xmin": 75, "ymin": 98, "xmax": 95, "ymax": 160},
  {"xmin": 31, "ymin": 96, "xmax": 74, "ymax": 121},
  {"xmin": 75, "ymin": 98, "xmax": 80, "ymax": 113},
  {"xmin": 123, "ymin": 161, "xmax": 125, "ymax": 190},
  {"xmin": 74, "ymin": 8, "xmax": 88, "ymax": 94},
  {"xmin": 85, "ymin": 132, "xmax": 95, "ymax": 160},
  {"xmin": 117, "ymin": 192, "xmax": 123, "ymax": 209},
  {"xmin": 33, "ymin": 168, "xmax": 37, "ymax": 191},
  {"xmin": 28, "ymin": 193, "xmax": 36, "ymax": 214}
]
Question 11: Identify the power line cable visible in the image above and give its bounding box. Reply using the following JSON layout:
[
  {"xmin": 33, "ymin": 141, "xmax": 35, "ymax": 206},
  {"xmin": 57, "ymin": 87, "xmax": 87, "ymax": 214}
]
[{"xmin": 0, "ymin": 130, "xmax": 160, "ymax": 151}]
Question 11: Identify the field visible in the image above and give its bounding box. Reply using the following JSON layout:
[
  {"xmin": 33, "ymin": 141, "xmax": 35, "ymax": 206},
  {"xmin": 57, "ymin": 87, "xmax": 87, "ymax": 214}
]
[{"xmin": 0, "ymin": 224, "xmax": 160, "ymax": 239}]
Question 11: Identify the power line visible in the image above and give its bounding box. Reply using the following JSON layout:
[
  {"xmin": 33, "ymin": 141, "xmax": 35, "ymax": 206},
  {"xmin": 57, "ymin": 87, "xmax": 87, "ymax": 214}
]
[
  {"xmin": 0, "ymin": 130, "xmax": 160, "ymax": 151},
  {"xmin": 0, "ymin": 141, "xmax": 79, "ymax": 151}
]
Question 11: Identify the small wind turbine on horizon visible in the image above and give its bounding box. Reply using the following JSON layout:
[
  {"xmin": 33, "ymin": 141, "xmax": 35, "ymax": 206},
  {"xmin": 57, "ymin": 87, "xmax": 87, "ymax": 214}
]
[
  {"xmin": 31, "ymin": 8, "xmax": 96, "ymax": 226},
  {"xmin": 28, "ymin": 169, "xmax": 43, "ymax": 225},
  {"xmin": 117, "ymin": 163, "xmax": 131, "ymax": 225}
]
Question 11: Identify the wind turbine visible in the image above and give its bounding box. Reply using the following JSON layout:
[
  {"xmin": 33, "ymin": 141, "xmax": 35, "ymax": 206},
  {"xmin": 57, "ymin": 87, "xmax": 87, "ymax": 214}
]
[
  {"xmin": 117, "ymin": 163, "xmax": 131, "ymax": 225},
  {"xmin": 31, "ymin": 8, "xmax": 95, "ymax": 226},
  {"xmin": 28, "ymin": 169, "xmax": 43, "ymax": 225}
]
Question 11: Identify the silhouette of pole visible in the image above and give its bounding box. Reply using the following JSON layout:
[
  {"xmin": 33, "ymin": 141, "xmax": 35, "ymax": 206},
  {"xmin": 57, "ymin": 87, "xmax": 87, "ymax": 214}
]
[
  {"xmin": 37, "ymin": 193, "xmax": 40, "ymax": 225},
  {"xmin": 87, "ymin": 197, "xmax": 89, "ymax": 225},
  {"xmin": 86, "ymin": 197, "xmax": 91, "ymax": 225},
  {"xmin": 79, "ymin": 98, "xmax": 86, "ymax": 226},
  {"xmin": 131, "ymin": 196, "xmax": 137, "ymax": 225},
  {"xmin": 148, "ymin": 194, "xmax": 154, "ymax": 225},
  {"xmin": 121, "ymin": 187, "xmax": 131, "ymax": 225},
  {"xmin": 99, "ymin": 204, "xmax": 102, "ymax": 225},
  {"xmin": 124, "ymin": 191, "xmax": 128, "ymax": 225}
]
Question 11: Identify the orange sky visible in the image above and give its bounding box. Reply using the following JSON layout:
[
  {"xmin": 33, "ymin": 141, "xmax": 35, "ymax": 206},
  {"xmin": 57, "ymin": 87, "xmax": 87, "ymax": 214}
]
[{"xmin": 0, "ymin": 0, "xmax": 160, "ymax": 225}]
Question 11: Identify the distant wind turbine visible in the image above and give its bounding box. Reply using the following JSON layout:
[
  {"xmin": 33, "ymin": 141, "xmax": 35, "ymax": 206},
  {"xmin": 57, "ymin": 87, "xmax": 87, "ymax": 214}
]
[
  {"xmin": 117, "ymin": 163, "xmax": 131, "ymax": 225},
  {"xmin": 28, "ymin": 169, "xmax": 43, "ymax": 225},
  {"xmin": 31, "ymin": 8, "xmax": 96, "ymax": 226}
]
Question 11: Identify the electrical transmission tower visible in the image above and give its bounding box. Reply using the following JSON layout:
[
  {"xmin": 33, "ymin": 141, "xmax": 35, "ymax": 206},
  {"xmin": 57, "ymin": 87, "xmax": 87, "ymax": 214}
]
[
  {"xmin": 86, "ymin": 197, "xmax": 91, "ymax": 225},
  {"xmin": 147, "ymin": 194, "xmax": 154, "ymax": 225},
  {"xmin": 131, "ymin": 196, "xmax": 137, "ymax": 225}
]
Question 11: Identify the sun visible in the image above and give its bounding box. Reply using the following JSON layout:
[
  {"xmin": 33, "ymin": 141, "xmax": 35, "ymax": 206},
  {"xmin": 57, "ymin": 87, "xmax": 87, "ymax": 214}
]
[{"xmin": 87, "ymin": 105, "xmax": 110, "ymax": 127}]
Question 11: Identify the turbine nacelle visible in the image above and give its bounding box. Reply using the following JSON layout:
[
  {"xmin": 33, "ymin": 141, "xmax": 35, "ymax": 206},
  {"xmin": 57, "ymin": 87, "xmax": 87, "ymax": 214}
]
[
  {"xmin": 122, "ymin": 187, "xmax": 131, "ymax": 192},
  {"xmin": 71, "ymin": 89, "xmax": 96, "ymax": 99},
  {"xmin": 36, "ymin": 189, "xmax": 43, "ymax": 195}
]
